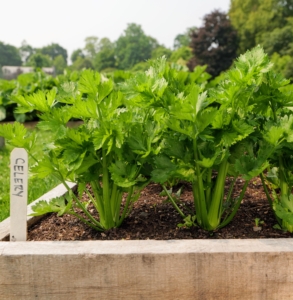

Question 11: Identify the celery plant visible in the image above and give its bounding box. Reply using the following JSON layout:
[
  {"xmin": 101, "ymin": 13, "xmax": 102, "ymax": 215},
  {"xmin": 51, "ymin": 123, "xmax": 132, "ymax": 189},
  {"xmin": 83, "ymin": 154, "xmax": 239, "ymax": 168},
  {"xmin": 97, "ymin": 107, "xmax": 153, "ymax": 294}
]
[
  {"xmin": 245, "ymin": 64, "xmax": 293, "ymax": 232},
  {"xmin": 122, "ymin": 47, "xmax": 274, "ymax": 230},
  {"xmin": 260, "ymin": 118, "xmax": 293, "ymax": 232},
  {"xmin": 0, "ymin": 70, "xmax": 157, "ymax": 231}
]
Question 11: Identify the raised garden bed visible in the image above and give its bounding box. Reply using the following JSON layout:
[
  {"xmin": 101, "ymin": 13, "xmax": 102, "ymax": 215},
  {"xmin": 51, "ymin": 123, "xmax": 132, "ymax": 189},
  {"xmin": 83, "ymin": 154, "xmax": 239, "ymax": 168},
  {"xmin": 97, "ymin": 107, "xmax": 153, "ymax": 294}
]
[
  {"xmin": 1, "ymin": 47, "xmax": 293, "ymax": 299},
  {"xmin": 1, "ymin": 181, "xmax": 293, "ymax": 299},
  {"xmin": 1, "ymin": 239, "xmax": 293, "ymax": 299}
]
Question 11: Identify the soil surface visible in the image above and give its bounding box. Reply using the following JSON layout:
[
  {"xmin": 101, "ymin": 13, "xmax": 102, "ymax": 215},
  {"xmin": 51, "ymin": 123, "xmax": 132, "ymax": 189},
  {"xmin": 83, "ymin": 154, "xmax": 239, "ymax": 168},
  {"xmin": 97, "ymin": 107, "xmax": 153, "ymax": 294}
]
[{"xmin": 27, "ymin": 177, "xmax": 293, "ymax": 241}]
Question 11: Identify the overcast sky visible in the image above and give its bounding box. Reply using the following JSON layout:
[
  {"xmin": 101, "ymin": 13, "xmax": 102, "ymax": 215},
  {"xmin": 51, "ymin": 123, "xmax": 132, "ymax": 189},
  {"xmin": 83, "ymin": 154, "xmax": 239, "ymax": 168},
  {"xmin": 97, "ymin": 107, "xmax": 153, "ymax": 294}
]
[{"xmin": 1, "ymin": 0, "xmax": 231, "ymax": 59}]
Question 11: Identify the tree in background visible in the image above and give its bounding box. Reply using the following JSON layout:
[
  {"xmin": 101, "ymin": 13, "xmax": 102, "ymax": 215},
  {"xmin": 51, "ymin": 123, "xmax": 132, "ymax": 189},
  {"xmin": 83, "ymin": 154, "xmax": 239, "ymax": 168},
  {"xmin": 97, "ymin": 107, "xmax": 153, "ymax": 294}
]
[
  {"xmin": 71, "ymin": 37, "xmax": 116, "ymax": 72},
  {"xmin": 261, "ymin": 18, "xmax": 293, "ymax": 56},
  {"xmin": 70, "ymin": 56, "xmax": 94, "ymax": 71},
  {"xmin": 229, "ymin": 0, "xmax": 293, "ymax": 53},
  {"xmin": 53, "ymin": 55, "xmax": 67, "ymax": 75},
  {"xmin": 19, "ymin": 40, "xmax": 34, "ymax": 63},
  {"xmin": 40, "ymin": 43, "xmax": 68, "ymax": 63},
  {"xmin": 93, "ymin": 38, "xmax": 116, "ymax": 71},
  {"xmin": 26, "ymin": 53, "xmax": 52, "ymax": 68},
  {"xmin": 0, "ymin": 41, "xmax": 22, "ymax": 67},
  {"xmin": 84, "ymin": 36, "xmax": 99, "ymax": 60},
  {"xmin": 229, "ymin": 0, "xmax": 293, "ymax": 79},
  {"xmin": 115, "ymin": 23, "xmax": 159, "ymax": 70},
  {"xmin": 173, "ymin": 27, "xmax": 196, "ymax": 49},
  {"xmin": 36, "ymin": 43, "xmax": 68, "ymax": 74},
  {"xmin": 151, "ymin": 46, "xmax": 173, "ymax": 59},
  {"xmin": 71, "ymin": 49, "xmax": 85, "ymax": 64},
  {"xmin": 188, "ymin": 10, "xmax": 238, "ymax": 77},
  {"xmin": 169, "ymin": 46, "xmax": 192, "ymax": 65},
  {"xmin": 131, "ymin": 45, "xmax": 173, "ymax": 71},
  {"xmin": 271, "ymin": 52, "xmax": 293, "ymax": 79}
]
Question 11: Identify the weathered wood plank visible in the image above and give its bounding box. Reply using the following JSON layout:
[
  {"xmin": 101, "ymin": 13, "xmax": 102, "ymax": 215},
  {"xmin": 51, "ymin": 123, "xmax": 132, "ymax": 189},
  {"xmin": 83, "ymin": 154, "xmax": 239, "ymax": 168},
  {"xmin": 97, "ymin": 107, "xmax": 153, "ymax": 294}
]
[
  {"xmin": 0, "ymin": 239, "xmax": 293, "ymax": 299},
  {"xmin": 0, "ymin": 182, "xmax": 76, "ymax": 241}
]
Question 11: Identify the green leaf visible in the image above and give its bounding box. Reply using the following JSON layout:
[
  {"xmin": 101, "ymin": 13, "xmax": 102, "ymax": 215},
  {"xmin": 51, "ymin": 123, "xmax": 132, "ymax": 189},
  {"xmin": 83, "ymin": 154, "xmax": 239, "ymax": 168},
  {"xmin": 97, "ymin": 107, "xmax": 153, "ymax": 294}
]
[
  {"xmin": 63, "ymin": 149, "xmax": 83, "ymax": 165},
  {"xmin": 177, "ymin": 215, "xmax": 197, "ymax": 228},
  {"xmin": 166, "ymin": 119, "xmax": 194, "ymax": 138},
  {"xmin": 196, "ymin": 107, "xmax": 218, "ymax": 133},
  {"xmin": 232, "ymin": 119, "xmax": 254, "ymax": 136},
  {"xmin": 175, "ymin": 167, "xmax": 195, "ymax": 181},
  {"xmin": 151, "ymin": 77, "xmax": 168, "ymax": 98},
  {"xmin": 151, "ymin": 155, "xmax": 177, "ymax": 183},
  {"xmin": 25, "ymin": 90, "xmax": 54, "ymax": 112},
  {"xmin": 234, "ymin": 155, "xmax": 269, "ymax": 180},
  {"xmin": 212, "ymin": 109, "xmax": 232, "ymax": 129},
  {"xmin": 232, "ymin": 140, "xmax": 273, "ymax": 180},
  {"xmin": 78, "ymin": 69, "xmax": 100, "ymax": 97},
  {"xmin": 266, "ymin": 167, "xmax": 280, "ymax": 187},
  {"xmin": 37, "ymin": 120, "xmax": 67, "ymax": 137},
  {"xmin": 30, "ymin": 157, "xmax": 57, "ymax": 179},
  {"xmin": 127, "ymin": 124, "xmax": 148, "ymax": 154},
  {"xmin": 78, "ymin": 182, "xmax": 86, "ymax": 196},
  {"xmin": 197, "ymin": 157, "xmax": 216, "ymax": 168},
  {"xmin": 66, "ymin": 128, "xmax": 88, "ymax": 145},
  {"xmin": 46, "ymin": 88, "xmax": 57, "ymax": 107},
  {"xmin": 126, "ymin": 121, "xmax": 163, "ymax": 158},
  {"xmin": 30, "ymin": 152, "xmax": 71, "ymax": 181},
  {"xmin": 264, "ymin": 126, "xmax": 284, "ymax": 145},
  {"xmin": 109, "ymin": 161, "xmax": 137, "ymax": 187},
  {"xmin": 97, "ymin": 76, "xmax": 114, "ymax": 102},
  {"xmin": 13, "ymin": 113, "xmax": 26, "ymax": 123},
  {"xmin": 75, "ymin": 154, "xmax": 98, "ymax": 175},
  {"xmin": 0, "ymin": 122, "xmax": 34, "ymax": 150},
  {"xmin": 67, "ymin": 98, "xmax": 99, "ymax": 119},
  {"xmin": 219, "ymin": 120, "xmax": 254, "ymax": 147},
  {"xmin": 195, "ymin": 91, "xmax": 210, "ymax": 115},
  {"xmin": 58, "ymin": 82, "xmax": 78, "ymax": 104},
  {"xmin": 162, "ymin": 137, "xmax": 186, "ymax": 159},
  {"xmin": 221, "ymin": 130, "xmax": 239, "ymax": 147},
  {"xmin": 93, "ymin": 126, "xmax": 112, "ymax": 150},
  {"xmin": 30, "ymin": 195, "xmax": 72, "ymax": 217},
  {"xmin": 273, "ymin": 199, "xmax": 293, "ymax": 233},
  {"xmin": 281, "ymin": 194, "xmax": 293, "ymax": 212},
  {"xmin": 12, "ymin": 95, "xmax": 33, "ymax": 113}
]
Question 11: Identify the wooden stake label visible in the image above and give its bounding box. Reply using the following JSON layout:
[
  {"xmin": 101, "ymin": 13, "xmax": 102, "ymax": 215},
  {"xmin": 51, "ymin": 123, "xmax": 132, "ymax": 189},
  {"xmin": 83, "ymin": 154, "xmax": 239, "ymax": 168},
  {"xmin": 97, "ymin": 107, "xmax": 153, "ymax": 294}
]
[{"xmin": 10, "ymin": 148, "xmax": 28, "ymax": 241}]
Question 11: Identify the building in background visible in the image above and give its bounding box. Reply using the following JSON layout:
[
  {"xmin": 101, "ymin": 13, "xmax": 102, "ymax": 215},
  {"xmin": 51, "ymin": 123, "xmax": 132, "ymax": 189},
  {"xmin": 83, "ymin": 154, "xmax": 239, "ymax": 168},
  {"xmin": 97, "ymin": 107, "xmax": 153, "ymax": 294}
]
[{"xmin": 1, "ymin": 66, "xmax": 55, "ymax": 79}]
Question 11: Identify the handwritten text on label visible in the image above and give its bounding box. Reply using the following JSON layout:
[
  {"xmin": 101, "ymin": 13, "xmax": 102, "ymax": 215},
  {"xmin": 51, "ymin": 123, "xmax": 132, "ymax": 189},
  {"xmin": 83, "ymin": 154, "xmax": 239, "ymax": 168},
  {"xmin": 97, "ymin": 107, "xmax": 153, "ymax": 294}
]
[{"xmin": 12, "ymin": 157, "xmax": 26, "ymax": 197}]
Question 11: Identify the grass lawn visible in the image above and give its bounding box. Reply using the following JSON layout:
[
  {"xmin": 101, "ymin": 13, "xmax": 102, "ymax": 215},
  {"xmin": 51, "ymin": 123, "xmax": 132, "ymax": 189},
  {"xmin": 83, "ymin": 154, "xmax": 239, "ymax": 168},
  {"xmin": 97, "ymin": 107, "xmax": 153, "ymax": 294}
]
[{"xmin": 0, "ymin": 128, "xmax": 60, "ymax": 222}]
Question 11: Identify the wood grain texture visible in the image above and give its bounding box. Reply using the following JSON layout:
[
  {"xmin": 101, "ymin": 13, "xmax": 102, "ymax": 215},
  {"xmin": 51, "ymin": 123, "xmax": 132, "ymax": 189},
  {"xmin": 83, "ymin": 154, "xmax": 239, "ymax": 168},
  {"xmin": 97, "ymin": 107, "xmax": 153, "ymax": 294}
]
[{"xmin": 1, "ymin": 239, "xmax": 293, "ymax": 300}]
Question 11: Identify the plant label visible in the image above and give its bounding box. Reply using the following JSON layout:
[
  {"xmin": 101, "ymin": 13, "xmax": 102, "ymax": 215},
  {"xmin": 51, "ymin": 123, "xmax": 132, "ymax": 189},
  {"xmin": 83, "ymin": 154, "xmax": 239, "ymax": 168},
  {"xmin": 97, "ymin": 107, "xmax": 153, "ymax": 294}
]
[{"xmin": 10, "ymin": 148, "xmax": 28, "ymax": 241}]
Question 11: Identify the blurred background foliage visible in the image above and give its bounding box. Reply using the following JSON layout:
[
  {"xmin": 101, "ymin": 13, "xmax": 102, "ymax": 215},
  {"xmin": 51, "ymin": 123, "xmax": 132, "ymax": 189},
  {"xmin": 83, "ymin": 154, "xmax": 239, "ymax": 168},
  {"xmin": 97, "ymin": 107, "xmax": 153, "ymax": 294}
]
[{"xmin": 1, "ymin": 0, "xmax": 293, "ymax": 122}]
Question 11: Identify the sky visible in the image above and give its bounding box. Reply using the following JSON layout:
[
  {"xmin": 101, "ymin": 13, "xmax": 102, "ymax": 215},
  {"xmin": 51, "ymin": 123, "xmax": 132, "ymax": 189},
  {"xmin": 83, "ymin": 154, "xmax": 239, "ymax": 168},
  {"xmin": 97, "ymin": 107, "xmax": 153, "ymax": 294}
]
[{"xmin": 1, "ymin": 0, "xmax": 231, "ymax": 61}]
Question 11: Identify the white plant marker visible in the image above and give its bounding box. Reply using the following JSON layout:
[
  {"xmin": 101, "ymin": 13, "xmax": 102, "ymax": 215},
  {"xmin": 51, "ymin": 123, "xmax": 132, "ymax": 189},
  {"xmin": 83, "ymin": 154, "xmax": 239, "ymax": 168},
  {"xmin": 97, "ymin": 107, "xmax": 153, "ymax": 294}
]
[{"xmin": 10, "ymin": 148, "xmax": 28, "ymax": 241}]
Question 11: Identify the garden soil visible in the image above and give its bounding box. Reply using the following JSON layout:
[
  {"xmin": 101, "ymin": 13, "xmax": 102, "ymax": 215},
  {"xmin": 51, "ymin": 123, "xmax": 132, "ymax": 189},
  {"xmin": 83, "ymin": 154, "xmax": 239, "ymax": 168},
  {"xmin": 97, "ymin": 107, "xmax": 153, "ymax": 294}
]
[{"xmin": 27, "ymin": 177, "xmax": 293, "ymax": 241}]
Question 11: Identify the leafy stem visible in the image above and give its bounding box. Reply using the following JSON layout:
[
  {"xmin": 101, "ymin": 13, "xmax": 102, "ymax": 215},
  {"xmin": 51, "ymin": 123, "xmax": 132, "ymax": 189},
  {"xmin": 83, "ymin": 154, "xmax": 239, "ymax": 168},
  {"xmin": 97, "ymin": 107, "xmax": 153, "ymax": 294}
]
[
  {"xmin": 118, "ymin": 185, "xmax": 134, "ymax": 226},
  {"xmin": 61, "ymin": 179, "xmax": 102, "ymax": 229},
  {"xmin": 260, "ymin": 172, "xmax": 273, "ymax": 208},
  {"xmin": 219, "ymin": 180, "xmax": 249, "ymax": 228},
  {"xmin": 162, "ymin": 184, "xmax": 186, "ymax": 218}
]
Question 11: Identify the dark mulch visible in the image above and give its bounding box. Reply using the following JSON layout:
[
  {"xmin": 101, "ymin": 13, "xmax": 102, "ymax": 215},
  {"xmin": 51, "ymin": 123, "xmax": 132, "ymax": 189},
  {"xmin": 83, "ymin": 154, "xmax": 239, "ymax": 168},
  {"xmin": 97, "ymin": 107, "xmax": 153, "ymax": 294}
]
[{"xmin": 27, "ymin": 178, "xmax": 293, "ymax": 241}]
